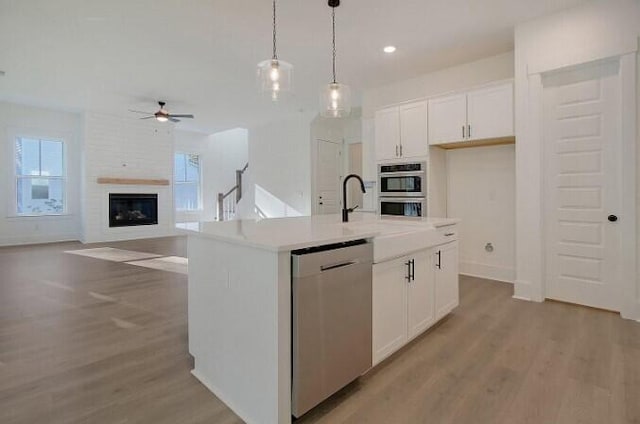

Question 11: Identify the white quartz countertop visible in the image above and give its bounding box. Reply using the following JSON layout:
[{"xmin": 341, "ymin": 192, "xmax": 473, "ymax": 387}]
[{"xmin": 177, "ymin": 213, "xmax": 459, "ymax": 252}]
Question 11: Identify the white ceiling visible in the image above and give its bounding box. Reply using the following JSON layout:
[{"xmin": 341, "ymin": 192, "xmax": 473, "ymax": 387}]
[{"xmin": 0, "ymin": 0, "xmax": 587, "ymax": 133}]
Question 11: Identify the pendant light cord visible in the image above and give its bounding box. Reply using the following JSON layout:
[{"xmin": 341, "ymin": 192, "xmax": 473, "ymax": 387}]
[
  {"xmin": 331, "ymin": 6, "xmax": 337, "ymax": 83},
  {"xmin": 272, "ymin": 0, "xmax": 278, "ymax": 60}
]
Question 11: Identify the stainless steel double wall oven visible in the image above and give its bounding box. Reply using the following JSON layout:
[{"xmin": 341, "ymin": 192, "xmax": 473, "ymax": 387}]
[{"xmin": 378, "ymin": 161, "xmax": 426, "ymax": 217}]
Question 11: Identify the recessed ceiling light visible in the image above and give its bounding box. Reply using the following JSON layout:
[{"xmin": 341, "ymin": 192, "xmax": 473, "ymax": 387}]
[{"xmin": 383, "ymin": 46, "xmax": 396, "ymax": 53}]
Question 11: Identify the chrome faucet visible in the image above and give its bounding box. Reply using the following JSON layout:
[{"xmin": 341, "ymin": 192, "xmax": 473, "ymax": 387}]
[{"xmin": 342, "ymin": 174, "xmax": 366, "ymax": 223}]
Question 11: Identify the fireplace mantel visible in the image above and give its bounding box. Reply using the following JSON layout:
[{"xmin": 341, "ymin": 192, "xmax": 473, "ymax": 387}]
[{"xmin": 97, "ymin": 177, "xmax": 170, "ymax": 186}]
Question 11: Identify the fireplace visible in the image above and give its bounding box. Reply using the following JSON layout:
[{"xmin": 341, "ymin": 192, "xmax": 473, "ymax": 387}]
[{"xmin": 109, "ymin": 193, "xmax": 158, "ymax": 227}]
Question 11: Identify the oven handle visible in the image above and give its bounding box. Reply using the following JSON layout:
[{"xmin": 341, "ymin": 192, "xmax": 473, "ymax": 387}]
[
  {"xmin": 379, "ymin": 171, "xmax": 425, "ymax": 177},
  {"xmin": 378, "ymin": 192, "xmax": 425, "ymax": 197},
  {"xmin": 379, "ymin": 197, "xmax": 426, "ymax": 204}
]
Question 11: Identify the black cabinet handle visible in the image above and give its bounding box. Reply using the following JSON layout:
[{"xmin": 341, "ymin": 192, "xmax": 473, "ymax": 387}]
[
  {"xmin": 608, "ymin": 215, "xmax": 618, "ymax": 222},
  {"xmin": 405, "ymin": 260, "xmax": 412, "ymax": 282},
  {"xmin": 436, "ymin": 250, "xmax": 442, "ymax": 269},
  {"xmin": 411, "ymin": 259, "xmax": 415, "ymax": 281}
]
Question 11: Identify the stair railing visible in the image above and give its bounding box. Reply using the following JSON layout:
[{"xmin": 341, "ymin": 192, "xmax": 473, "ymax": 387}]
[{"xmin": 217, "ymin": 163, "xmax": 248, "ymax": 221}]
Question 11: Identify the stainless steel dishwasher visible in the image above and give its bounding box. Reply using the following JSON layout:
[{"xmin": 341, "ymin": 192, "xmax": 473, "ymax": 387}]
[{"xmin": 291, "ymin": 239, "xmax": 373, "ymax": 418}]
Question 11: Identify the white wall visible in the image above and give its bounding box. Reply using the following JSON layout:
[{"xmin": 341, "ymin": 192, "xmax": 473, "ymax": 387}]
[
  {"xmin": 174, "ymin": 128, "xmax": 248, "ymax": 223},
  {"xmin": 447, "ymin": 145, "xmax": 516, "ymax": 282},
  {"xmin": 0, "ymin": 102, "xmax": 82, "ymax": 246},
  {"xmin": 362, "ymin": 51, "xmax": 514, "ymax": 118},
  {"xmin": 82, "ymin": 112, "xmax": 175, "ymax": 243},
  {"xmin": 361, "ymin": 52, "xmax": 516, "ymax": 282},
  {"xmin": 309, "ymin": 109, "xmax": 365, "ymax": 214},
  {"xmin": 245, "ymin": 112, "xmax": 315, "ymax": 218},
  {"xmin": 209, "ymin": 128, "xmax": 249, "ymax": 208},
  {"xmin": 514, "ymin": 0, "xmax": 640, "ymax": 320}
]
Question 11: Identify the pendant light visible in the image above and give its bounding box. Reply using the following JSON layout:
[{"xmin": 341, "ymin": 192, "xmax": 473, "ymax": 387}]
[
  {"xmin": 320, "ymin": 0, "xmax": 351, "ymax": 118},
  {"xmin": 257, "ymin": 0, "xmax": 293, "ymax": 101}
]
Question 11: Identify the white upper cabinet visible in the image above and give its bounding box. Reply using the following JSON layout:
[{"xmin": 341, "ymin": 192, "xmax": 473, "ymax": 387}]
[
  {"xmin": 375, "ymin": 101, "xmax": 427, "ymax": 161},
  {"xmin": 399, "ymin": 101, "xmax": 428, "ymax": 159},
  {"xmin": 375, "ymin": 106, "xmax": 400, "ymax": 161},
  {"xmin": 466, "ymin": 83, "xmax": 514, "ymax": 141},
  {"xmin": 428, "ymin": 81, "xmax": 514, "ymax": 146},
  {"xmin": 428, "ymin": 94, "xmax": 467, "ymax": 145}
]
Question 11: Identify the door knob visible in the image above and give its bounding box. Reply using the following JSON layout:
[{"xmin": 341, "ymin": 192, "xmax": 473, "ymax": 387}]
[{"xmin": 608, "ymin": 214, "xmax": 618, "ymax": 222}]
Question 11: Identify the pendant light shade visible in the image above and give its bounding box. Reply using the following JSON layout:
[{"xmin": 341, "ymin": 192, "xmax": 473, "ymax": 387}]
[
  {"xmin": 320, "ymin": 0, "xmax": 351, "ymax": 118},
  {"xmin": 257, "ymin": 0, "xmax": 292, "ymax": 101},
  {"xmin": 320, "ymin": 82, "xmax": 351, "ymax": 118}
]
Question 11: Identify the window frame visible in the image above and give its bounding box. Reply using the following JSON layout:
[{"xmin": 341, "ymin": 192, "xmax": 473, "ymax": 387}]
[
  {"xmin": 174, "ymin": 152, "xmax": 202, "ymax": 212},
  {"xmin": 12, "ymin": 135, "xmax": 68, "ymax": 217}
]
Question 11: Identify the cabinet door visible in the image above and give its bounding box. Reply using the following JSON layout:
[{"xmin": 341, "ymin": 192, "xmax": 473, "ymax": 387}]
[
  {"xmin": 372, "ymin": 256, "xmax": 408, "ymax": 365},
  {"xmin": 375, "ymin": 107, "xmax": 400, "ymax": 161},
  {"xmin": 466, "ymin": 82, "xmax": 514, "ymax": 141},
  {"xmin": 407, "ymin": 250, "xmax": 435, "ymax": 341},
  {"xmin": 428, "ymin": 93, "xmax": 467, "ymax": 145},
  {"xmin": 434, "ymin": 241, "xmax": 459, "ymax": 320},
  {"xmin": 399, "ymin": 101, "xmax": 428, "ymax": 158}
]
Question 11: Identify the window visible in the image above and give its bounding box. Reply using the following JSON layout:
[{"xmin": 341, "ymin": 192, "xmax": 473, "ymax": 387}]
[
  {"xmin": 15, "ymin": 137, "xmax": 65, "ymax": 215},
  {"xmin": 174, "ymin": 153, "xmax": 201, "ymax": 211}
]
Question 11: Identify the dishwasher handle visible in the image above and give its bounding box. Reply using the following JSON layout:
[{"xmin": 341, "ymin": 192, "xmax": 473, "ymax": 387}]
[{"xmin": 320, "ymin": 260, "xmax": 359, "ymax": 272}]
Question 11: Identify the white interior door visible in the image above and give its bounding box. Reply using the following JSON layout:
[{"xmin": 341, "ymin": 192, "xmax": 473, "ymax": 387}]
[
  {"xmin": 315, "ymin": 139, "xmax": 342, "ymax": 215},
  {"xmin": 543, "ymin": 60, "xmax": 622, "ymax": 312}
]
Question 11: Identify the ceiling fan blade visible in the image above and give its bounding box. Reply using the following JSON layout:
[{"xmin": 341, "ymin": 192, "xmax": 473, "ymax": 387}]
[
  {"xmin": 129, "ymin": 109, "xmax": 154, "ymax": 114},
  {"xmin": 168, "ymin": 117, "xmax": 181, "ymax": 123},
  {"xmin": 139, "ymin": 116, "xmax": 155, "ymax": 120},
  {"xmin": 168, "ymin": 114, "xmax": 194, "ymax": 118}
]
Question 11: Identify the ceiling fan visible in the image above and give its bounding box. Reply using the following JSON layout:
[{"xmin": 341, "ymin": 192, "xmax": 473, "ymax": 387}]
[{"xmin": 129, "ymin": 101, "xmax": 194, "ymax": 123}]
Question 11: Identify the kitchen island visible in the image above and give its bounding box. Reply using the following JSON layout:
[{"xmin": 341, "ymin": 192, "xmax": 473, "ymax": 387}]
[{"xmin": 178, "ymin": 214, "xmax": 459, "ymax": 424}]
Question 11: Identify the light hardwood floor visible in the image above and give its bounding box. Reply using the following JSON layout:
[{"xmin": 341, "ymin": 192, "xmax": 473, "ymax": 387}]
[{"xmin": 1, "ymin": 237, "xmax": 638, "ymax": 424}]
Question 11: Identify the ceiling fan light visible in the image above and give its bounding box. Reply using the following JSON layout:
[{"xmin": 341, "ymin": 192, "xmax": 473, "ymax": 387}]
[
  {"xmin": 320, "ymin": 82, "xmax": 351, "ymax": 118},
  {"xmin": 156, "ymin": 115, "xmax": 169, "ymax": 122}
]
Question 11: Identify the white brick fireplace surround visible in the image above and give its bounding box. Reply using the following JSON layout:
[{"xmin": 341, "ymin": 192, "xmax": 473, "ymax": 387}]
[{"xmin": 81, "ymin": 113, "xmax": 176, "ymax": 243}]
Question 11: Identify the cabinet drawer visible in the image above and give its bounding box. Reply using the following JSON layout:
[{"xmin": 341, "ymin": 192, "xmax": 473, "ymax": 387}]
[{"xmin": 434, "ymin": 225, "xmax": 458, "ymax": 244}]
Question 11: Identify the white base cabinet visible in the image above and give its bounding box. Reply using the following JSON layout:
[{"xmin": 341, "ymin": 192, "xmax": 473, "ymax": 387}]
[
  {"xmin": 407, "ymin": 250, "xmax": 435, "ymax": 340},
  {"xmin": 434, "ymin": 241, "xmax": 459, "ymax": 320},
  {"xmin": 372, "ymin": 253, "xmax": 409, "ymax": 363},
  {"xmin": 372, "ymin": 240, "xmax": 459, "ymax": 366}
]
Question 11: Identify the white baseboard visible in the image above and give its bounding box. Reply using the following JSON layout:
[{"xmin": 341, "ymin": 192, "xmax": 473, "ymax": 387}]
[
  {"xmin": 0, "ymin": 234, "xmax": 79, "ymax": 247},
  {"xmin": 511, "ymin": 295, "xmax": 532, "ymax": 301},
  {"xmin": 191, "ymin": 368, "xmax": 258, "ymax": 424},
  {"xmin": 621, "ymin": 301, "xmax": 640, "ymax": 322},
  {"xmin": 513, "ymin": 279, "xmax": 545, "ymax": 302},
  {"xmin": 81, "ymin": 228, "xmax": 180, "ymax": 244},
  {"xmin": 459, "ymin": 261, "xmax": 515, "ymax": 283}
]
